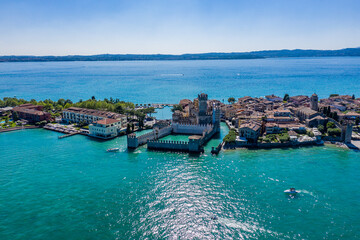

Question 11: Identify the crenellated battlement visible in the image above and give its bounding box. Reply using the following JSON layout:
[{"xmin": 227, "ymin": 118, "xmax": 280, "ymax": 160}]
[
  {"xmin": 198, "ymin": 93, "xmax": 208, "ymax": 101},
  {"xmin": 147, "ymin": 139, "xmax": 190, "ymax": 152},
  {"xmin": 127, "ymin": 133, "xmax": 137, "ymax": 138},
  {"xmin": 148, "ymin": 139, "xmax": 189, "ymax": 145}
]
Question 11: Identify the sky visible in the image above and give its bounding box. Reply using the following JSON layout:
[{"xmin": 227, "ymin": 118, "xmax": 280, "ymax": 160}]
[{"xmin": 0, "ymin": 0, "xmax": 359, "ymax": 55}]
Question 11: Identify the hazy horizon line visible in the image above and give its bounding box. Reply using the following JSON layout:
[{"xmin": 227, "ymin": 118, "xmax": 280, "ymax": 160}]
[{"xmin": 2, "ymin": 46, "xmax": 360, "ymax": 57}]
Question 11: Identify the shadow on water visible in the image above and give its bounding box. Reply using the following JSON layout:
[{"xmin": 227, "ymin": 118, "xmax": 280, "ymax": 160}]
[{"xmin": 245, "ymin": 144, "xmax": 322, "ymax": 151}]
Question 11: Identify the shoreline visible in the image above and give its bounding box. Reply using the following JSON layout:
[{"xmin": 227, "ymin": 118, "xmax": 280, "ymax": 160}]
[{"xmin": 0, "ymin": 125, "xmax": 40, "ymax": 133}]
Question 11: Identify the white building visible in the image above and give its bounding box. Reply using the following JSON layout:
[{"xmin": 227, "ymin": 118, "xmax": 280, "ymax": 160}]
[
  {"xmin": 89, "ymin": 118, "xmax": 122, "ymax": 139},
  {"xmin": 62, "ymin": 107, "xmax": 126, "ymax": 126}
]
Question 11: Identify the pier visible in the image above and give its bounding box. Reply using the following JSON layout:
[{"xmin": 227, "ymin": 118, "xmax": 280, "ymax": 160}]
[
  {"xmin": 58, "ymin": 132, "xmax": 78, "ymax": 139},
  {"xmin": 43, "ymin": 123, "xmax": 81, "ymax": 139}
]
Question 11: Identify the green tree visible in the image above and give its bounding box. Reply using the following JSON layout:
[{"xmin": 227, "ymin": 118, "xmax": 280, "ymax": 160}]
[
  {"xmin": 228, "ymin": 97, "xmax": 236, "ymax": 104},
  {"xmin": 323, "ymin": 107, "xmax": 327, "ymax": 115},
  {"xmin": 171, "ymin": 104, "xmax": 183, "ymax": 113},
  {"xmin": 327, "ymin": 128, "xmax": 341, "ymax": 137},
  {"xmin": 126, "ymin": 124, "xmax": 131, "ymax": 134},
  {"xmin": 55, "ymin": 105, "xmax": 63, "ymax": 112},
  {"xmin": 333, "ymin": 112, "xmax": 339, "ymax": 121},
  {"xmin": 318, "ymin": 124, "xmax": 325, "ymax": 133},
  {"xmin": 352, "ymin": 94, "xmax": 355, "ymax": 100},
  {"xmin": 64, "ymin": 103, "xmax": 72, "ymax": 109},
  {"xmin": 283, "ymin": 93, "xmax": 290, "ymax": 102},
  {"xmin": 65, "ymin": 99, "xmax": 73, "ymax": 105},
  {"xmin": 44, "ymin": 103, "xmax": 54, "ymax": 112},
  {"xmin": 223, "ymin": 129, "xmax": 237, "ymax": 143},
  {"xmin": 326, "ymin": 122, "xmax": 335, "ymax": 129},
  {"xmin": 57, "ymin": 99, "xmax": 66, "ymax": 106},
  {"xmin": 12, "ymin": 111, "xmax": 19, "ymax": 121},
  {"xmin": 91, "ymin": 96, "xmax": 96, "ymax": 100},
  {"xmin": 114, "ymin": 103, "xmax": 124, "ymax": 114}
]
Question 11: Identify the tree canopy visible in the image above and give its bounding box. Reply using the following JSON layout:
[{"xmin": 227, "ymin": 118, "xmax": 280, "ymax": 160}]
[{"xmin": 228, "ymin": 97, "xmax": 236, "ymax": 104}]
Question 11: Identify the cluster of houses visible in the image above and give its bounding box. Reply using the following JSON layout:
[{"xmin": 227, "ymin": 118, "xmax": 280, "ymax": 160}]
[
  {"xmin": 3, "ymin": 93, "xmax": 360, "ymax": 144},
  {"xmin": 220, "ymin": 94, "xmax": 360, "ymax": 143},
  {"xmin": 3, "ymin": 103, "xmax": 128, "ymax": 139}
]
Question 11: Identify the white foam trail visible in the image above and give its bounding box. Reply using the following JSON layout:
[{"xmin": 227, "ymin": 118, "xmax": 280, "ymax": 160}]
[
  {"xmin": 268, "ymin": 177, "xmax": 280, "ymax": 182},
  {"xmin": 217, "ymin": 217, "xmax": 278, "ymax": 235},
  {"xmin": 297, "ymin": 189, "xmax": 317, "ymax": 198}
]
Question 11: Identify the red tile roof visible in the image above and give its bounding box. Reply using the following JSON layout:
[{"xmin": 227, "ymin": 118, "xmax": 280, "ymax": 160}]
[{"xmin": 95, "ymin": 118, "xmax": 120, "ymax": 125}]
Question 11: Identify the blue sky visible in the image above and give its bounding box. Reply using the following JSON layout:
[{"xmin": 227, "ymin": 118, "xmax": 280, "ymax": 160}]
[{"xmin": 0, "ymin": 0, "xmax": 359, "ymax": 55}]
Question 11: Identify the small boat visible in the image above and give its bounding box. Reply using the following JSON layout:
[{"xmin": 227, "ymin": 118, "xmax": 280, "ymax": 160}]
[
  {"xmin": 107, "ymin": 148, "xmax": 119, "ymax": 152},
  {"xmin": 284, "ymin": 188, "xmax": 298, "ymax": 195}
]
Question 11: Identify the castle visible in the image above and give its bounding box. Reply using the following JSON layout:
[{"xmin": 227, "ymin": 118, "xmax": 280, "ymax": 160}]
[
  {"xmin": 127, "ymin": 93, "xmax": 221, "ymax": 153},
  {"xmin": 172, "ymin": 93, "xmax": 219, "ymax": 127}
]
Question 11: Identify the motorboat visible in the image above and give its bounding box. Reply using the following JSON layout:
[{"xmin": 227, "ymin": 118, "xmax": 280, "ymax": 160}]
[
  {"xmin": 284, "ymin": 188, "xmax": 298, "ymax": 194},
  {"xmin": 107, "ymin": 148, "xmax": 119, "ymax": 152}
]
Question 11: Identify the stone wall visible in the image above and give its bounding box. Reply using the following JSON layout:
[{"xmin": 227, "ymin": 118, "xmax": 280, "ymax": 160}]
[
  {"xmin": 157, "ymin": 126, "xmax": 172, "ymax": 138},
  {"xmin": 147, "ymin": 140, "xmax": 189, "ymax": 151},
  {"xmin": 127, "ymin": 126, "xmax": 172, "ymax": 148},
  {"xmin": 172, "ymin": 123, "xmax": 212, "ymax": 135}
]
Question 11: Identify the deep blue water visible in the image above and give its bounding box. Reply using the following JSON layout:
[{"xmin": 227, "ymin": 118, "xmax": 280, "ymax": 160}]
[{"xmin": 1, "ymin": 57, "xmax": 360, "ymax": 103}]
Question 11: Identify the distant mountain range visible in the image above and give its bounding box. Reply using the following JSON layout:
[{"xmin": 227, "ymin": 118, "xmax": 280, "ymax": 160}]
[{"xmin": 1, "ymin": 48, "xmax": 360, "ymax": 62}]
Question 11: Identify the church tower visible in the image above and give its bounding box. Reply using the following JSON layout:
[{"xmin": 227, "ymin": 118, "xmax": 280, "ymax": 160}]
[{"xmin": 310, "ymin": 93, "xmax": 318, "ymax": 111}]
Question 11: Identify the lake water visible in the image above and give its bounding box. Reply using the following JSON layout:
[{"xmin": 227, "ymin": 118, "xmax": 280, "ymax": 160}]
[
  {"xmin": 1, "ymin": 57, "xmax": 360, "ymax": 103},
  {"xmin": 0, "ymin": 125, "xmax": 359, "ymax": 239},
  {"xmin": 1, "ymin": 58, "xmax": 360, "ymax": 239}
]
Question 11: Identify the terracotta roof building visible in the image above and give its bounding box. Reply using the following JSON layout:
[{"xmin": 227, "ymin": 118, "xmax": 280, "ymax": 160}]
[
  {"xmin": 62, "ymin": 107, "xmax": 126, "ymax": 125},
  {"xmin": 12, "ymin": 104, "xmax": 51, "ymax": 123}
]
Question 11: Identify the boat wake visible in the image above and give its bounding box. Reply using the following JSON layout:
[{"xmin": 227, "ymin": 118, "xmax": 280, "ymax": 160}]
[
  {"xmin": 296, "ymin": 189, "xmax": 317, "ymax": 198},
  {"xmin": 216, "ymin": 217, "xmax": 278, "ymax": 236}
]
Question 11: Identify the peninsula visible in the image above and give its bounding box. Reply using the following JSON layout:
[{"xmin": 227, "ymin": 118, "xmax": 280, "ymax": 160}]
[{"xmin": 1, "ymin": 93, "xmax": 360, "ymax": 152}]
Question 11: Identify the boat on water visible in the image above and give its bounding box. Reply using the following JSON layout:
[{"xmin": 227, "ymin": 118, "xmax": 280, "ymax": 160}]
[
  {"xmin": 284, "ymin": 188, "xmax": 298, "ymax": 195},
  {"xmin": 107, "ymin": 148, "xmax": 119, "ymax": 152}
]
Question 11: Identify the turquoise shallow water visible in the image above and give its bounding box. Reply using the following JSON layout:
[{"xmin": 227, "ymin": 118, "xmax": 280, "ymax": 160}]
[
  {"xmin": 1, "ymin": 123, "xmax": 359, "ymax": 239},
  {"xmin": 1, "ymin": 57, "xmax": 360, "ymax": 103},
  {"xmin": 1, "ymin": 58, "xmax": 360, "ymax": 239}
]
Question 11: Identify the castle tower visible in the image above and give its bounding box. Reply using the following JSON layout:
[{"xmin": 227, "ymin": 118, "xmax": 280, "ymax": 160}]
[
  {"xmin": 197, "ymin": 93, "xmax": 209, "ymax": 125},
  {"xmin": 212, "ymin": 103, "xmax": 221, "ymax": 132},
  {"xmin": 310, "ymin": 93, "xmax": 318, "ymax": 111},
  {"xmin": 341, "ymin": 121, "xmax": 353, "ymax": 144},
  {"xmin": 198, "ymin": 93, "xmax": 208, "ymax": 116}
]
